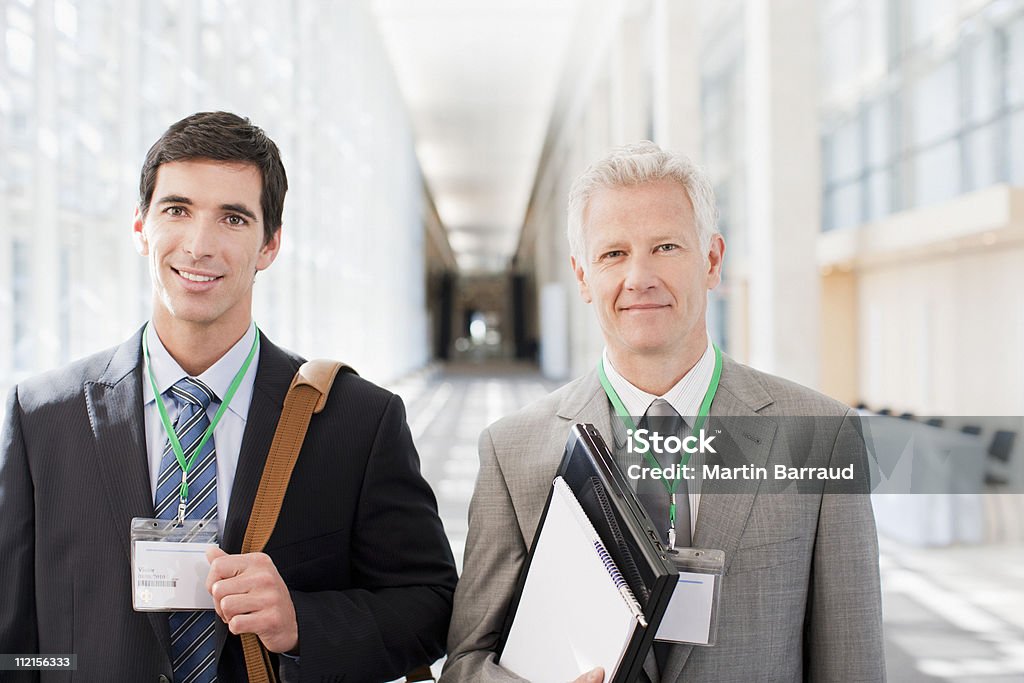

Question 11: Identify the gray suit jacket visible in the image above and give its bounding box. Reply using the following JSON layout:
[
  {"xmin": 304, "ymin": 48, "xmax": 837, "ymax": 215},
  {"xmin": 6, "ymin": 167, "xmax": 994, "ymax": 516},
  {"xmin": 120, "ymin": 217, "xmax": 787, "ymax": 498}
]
[{"xmin": 441, "ymin": 355, "xmax": 884, "ymax": 682}]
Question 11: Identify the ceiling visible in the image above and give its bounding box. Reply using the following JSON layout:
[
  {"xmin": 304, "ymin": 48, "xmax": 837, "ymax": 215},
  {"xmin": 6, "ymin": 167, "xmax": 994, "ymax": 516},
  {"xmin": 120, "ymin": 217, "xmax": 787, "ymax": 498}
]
[{"xmin": 369, "ymin": 0, "xmax": 583, "ymax": 273}]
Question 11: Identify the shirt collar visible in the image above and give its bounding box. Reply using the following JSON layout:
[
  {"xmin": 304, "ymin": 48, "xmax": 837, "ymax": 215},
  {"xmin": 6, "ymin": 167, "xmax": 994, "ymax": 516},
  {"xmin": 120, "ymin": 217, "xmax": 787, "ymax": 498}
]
[
  {"xmin": 602, "ymin": 333, "xmax": 716, "ymax": 419},
  {"xmin": 142, "ymin": 321, "xmax": 259, "ymax": 420}
]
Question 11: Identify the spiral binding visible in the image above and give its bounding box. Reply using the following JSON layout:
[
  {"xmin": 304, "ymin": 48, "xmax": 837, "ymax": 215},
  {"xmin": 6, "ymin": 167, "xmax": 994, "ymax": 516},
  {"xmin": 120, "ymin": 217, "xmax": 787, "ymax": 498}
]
[{"xmin": 594, "ymin": 540, "xmax": 628, "ymax": 590}]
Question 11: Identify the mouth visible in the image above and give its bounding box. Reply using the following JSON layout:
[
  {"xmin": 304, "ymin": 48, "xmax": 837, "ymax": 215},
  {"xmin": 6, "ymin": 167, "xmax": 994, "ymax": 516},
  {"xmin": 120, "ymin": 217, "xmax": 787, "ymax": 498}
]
[
  {"xmin": 621, "ymin": 303, "xmax": 669, "ymax": 312},
  {"xmin": 172, "ymin": 267, "xmax": 222, "ymax": 284}
]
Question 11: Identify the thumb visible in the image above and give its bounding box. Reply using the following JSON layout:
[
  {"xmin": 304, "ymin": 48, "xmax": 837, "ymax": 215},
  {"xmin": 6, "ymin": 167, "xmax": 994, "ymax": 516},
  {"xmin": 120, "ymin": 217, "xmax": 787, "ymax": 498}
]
[
  {"xmin": 205, "ymin": 546, "xmax": 229, "ymax": 621},
  {"xmin": 583, "ymin": 667, "xmax": 604, "ymax": 683},
  {"xmin": 205, "ymin": 545, "xmax": 228, "ymax": 563}
]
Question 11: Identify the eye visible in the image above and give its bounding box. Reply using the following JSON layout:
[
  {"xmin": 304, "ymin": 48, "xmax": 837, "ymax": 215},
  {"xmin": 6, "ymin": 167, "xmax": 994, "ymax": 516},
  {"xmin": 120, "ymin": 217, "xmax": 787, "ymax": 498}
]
[
  {"xmin": 163, "ymin": 206, "xmax": 187, "ymax": 217},
  {"xmin": 655, "ymin": 243, "xmax": 679, "ymax": 252},
  {"xmin": 602, "ymin": 250, "xmax": 626, "ymax": 259},
  {"xmin": 225, "ymin": 214, "xmax": 248, "ymax": 226}
]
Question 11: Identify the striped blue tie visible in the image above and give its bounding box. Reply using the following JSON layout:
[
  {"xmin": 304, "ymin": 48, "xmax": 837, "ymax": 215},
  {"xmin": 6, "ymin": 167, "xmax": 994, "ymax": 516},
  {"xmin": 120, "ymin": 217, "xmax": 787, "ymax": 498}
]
[{"xmin": 155, "ymin": 377, "xmax": 219, "ymax": 683}]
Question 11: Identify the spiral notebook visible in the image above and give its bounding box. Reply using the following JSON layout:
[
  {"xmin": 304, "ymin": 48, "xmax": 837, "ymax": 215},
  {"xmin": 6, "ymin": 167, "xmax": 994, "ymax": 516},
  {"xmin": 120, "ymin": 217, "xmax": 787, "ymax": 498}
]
[{"xmin": 498, "ymin": 476, "xmax": 648, "ymax": 682}]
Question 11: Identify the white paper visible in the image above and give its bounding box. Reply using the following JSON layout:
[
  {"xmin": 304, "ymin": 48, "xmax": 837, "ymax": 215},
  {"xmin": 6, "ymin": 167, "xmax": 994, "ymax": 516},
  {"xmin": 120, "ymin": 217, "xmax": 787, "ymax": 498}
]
[
  {"xmin": 655, "ymin": 571, "xmax": 716, "ymax": 644},
  {"xmin": 501, "ymin": 478, "xmax": 639, "ymax": 682},
  {"xmin": 133, "ymin": 541, "xmax": 217, "ymax": 611}
]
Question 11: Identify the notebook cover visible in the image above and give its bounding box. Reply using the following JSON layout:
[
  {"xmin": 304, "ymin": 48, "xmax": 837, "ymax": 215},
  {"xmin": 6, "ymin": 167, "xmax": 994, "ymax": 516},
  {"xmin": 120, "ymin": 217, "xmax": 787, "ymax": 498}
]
[{"xmin": 496, "ymin": 424, "xmax": 678, "ymax": 683}]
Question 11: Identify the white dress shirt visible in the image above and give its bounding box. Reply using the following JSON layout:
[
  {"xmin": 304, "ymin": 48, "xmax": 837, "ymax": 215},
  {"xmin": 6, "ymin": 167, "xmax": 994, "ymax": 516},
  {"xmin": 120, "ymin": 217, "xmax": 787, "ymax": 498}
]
[
  {"xmin": 602, "ymin": 334, "xmax": 716, "ymax": 538},
  {"xmin": 142, "ymin": 321, "xmax": 260, "ymax": 530}
]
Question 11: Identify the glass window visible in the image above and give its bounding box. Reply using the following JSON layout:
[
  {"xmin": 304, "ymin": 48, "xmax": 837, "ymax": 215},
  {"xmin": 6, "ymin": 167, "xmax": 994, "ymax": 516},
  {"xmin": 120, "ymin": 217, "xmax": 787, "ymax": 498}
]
[
  {"xmin": 910, "ymin": 0, "xmax": 955, "ymax": 46},
  {"xmin": 5, "ymin": 29, "xmax": 34, "ymax": 75},
  {"xmin": 200, "ymin": 0, "xmax": 223, "ymax": 24},
  {"xmin": 6, "ymin": 5, "xmax": 33, "ymax": 32},
  {"xmin": 827, "ymin": 117, "xmax": 863, "ymax": 183},
  {"xmin": 12, "ymin": 240, "xmax": 31, "ymax": 371},
  {"xmin": 913, "ymin": 140, "xmax": 961, "ymax": 206},
  {"xmin": 862, "ymin": 0, "xmax": 888, "ymax": 74},
  {"xmin": 965, "ymin": 123, "xmax": 997, "ymax": 190},
  {"xmin": 1011, "ymin": 109, "xmax": 1024, "ymax": 183},
  {"xmin": 1008, "ymin": 15, "xmax": 1024, "ymax": 106},
  {"xmin": 966, "ymin": 31, "xmax": 998, "ymax": 124},
  {"xmin": 865, "ymin": 97, "xmax": 892, "ymax": 167},
  {"xmin": 910, "ymin": 60, "xmax": 959, "ymax": 147},
  {"xmin": 866, "ymin": 168, "xmax": 893, "ymax": 220},
  {"xmin": 59, "ymin": 246, "xmax": 71, "ymax": 364},
  {"xmin": 824, "ymin": 10, "xmax": 861, "ymax": 89},
  {"xmin": 830, "ymin": 181, "xmax": 863, "ymax": 230},
  {"xmin": 54, "ymin": 0, "xmax": 78, "ymax": 38}
]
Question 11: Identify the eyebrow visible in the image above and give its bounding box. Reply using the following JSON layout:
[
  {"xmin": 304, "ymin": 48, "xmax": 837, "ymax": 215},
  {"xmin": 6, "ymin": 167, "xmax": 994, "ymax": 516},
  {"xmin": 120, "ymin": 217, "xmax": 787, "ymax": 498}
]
[
  {"xmin": 220, "ymin": 203, "xmax": 259, "ymax": 222},
  {"xmin": 156, "ymin": 195, "xmax": 259, "ymax": 222}
]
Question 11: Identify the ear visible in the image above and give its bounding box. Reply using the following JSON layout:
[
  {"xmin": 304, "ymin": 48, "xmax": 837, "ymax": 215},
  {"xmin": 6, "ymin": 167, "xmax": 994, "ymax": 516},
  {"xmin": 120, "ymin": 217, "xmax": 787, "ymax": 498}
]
[
  {"xmin": 132, "ymin": 207, "xmax": 149, "ymax": 256},
  {"xmin": 256, "ymin": 227, "xmax": 282, "ymax": 272},
  {"xmin": 705, "ymin": 234, "xmax": 726, "ymax": 290},
  {"xmin": 571, "ymin": 255, "xmax": 592, "ymax": 304}
]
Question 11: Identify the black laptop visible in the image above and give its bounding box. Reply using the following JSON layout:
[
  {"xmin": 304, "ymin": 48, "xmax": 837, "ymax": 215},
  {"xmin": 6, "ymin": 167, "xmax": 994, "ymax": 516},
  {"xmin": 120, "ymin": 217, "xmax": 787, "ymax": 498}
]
[{"xmin": 496, "ymin": 423, "xmax": 678, "ymax": 682}]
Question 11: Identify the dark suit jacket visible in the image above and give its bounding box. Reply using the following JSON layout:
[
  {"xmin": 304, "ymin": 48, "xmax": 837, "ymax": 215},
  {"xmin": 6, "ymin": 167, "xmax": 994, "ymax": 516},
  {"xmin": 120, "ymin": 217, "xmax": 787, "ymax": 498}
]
[{"xmin": 0, "ymin": 328, "xmax": 458, "ymax": 682}]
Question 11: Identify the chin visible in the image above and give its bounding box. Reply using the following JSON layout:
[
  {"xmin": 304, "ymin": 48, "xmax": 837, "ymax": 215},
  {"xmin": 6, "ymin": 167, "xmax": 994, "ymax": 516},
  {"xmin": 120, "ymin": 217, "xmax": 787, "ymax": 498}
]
[
  {"xmin": 622, "ymin": 337, "xmax": 672, "ymax": 355},
  {"xmin": 162, "ymin": 302, "xmax": 221, "ymax": 326}
]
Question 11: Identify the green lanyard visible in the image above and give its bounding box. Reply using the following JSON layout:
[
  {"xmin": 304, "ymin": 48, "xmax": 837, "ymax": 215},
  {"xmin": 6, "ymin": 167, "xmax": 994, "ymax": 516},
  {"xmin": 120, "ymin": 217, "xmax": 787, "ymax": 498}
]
[
  {"xmin": 598, "ymin": 343, "xmax": 722, "ymax": 547},
  {"xmin": 142, "ymin": 324, "xmax": 260, "ymax": 523}
]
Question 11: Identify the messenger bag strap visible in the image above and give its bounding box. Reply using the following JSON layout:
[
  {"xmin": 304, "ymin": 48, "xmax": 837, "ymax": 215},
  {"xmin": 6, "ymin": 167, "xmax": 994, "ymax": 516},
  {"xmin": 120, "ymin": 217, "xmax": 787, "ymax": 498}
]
[{"xmin": 240, "ymin": 359, "xmax": 351, "ymax": 683}]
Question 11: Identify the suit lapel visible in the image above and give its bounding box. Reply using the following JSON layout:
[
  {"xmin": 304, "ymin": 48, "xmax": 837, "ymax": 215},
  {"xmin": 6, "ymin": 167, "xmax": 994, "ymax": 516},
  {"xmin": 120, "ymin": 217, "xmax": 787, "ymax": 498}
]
[
  {"xmin": 504, "ymin": 369, "xmax": 615, "ymax": 546},
  {"xmin": 556, "ymin": 368, "xmax": 616, "ymax": 445},
  {"xmin": 215, "ymin": 332, "xmax": 299, "ymax": 656},
  {"xmin": 661, "ymin": 356, "xmax": 777, "ymax": 681},
  {"xmin": 83, "ymin": 328, "xmax": 172, "ymax": 655},
  {"xmin": 219, "ymin": 333, "xmax": 297, "ymax": 554}
]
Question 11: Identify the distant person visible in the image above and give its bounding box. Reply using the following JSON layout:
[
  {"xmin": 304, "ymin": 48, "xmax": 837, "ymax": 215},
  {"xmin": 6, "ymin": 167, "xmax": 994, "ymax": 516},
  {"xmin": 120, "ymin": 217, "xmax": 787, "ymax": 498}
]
[
  {"xmin": 0, "ymin": 111, "xmax": 457, "ymax": 682},
  {"xmin": 442, "ymin": 142, "xmax": 884, "ymax": 682}
]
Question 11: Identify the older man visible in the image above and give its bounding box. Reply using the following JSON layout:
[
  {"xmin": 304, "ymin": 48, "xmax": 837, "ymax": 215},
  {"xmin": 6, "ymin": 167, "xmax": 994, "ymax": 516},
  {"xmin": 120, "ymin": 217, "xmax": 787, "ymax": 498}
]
[{"xmin": 442, "ymin": 142, "xmax": 884, "ymax": 682}]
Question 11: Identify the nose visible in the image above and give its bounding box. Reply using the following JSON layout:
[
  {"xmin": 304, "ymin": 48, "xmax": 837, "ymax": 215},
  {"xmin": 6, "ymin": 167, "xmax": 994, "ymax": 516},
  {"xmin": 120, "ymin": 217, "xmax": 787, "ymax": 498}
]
[
  {"xmin": 623, "ymin": 252, "xmax": 658, "ymax": 291},
  {"xmin": 183, "ymin": 217, "xmax": 217, "ymax": 260}
]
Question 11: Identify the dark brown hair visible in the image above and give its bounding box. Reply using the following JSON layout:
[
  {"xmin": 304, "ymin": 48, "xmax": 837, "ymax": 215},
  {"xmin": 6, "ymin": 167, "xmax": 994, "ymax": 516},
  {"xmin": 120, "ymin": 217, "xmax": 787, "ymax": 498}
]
[{"xmin": 138, "ymin": 111, "xmax": 287, "ymax": 244}]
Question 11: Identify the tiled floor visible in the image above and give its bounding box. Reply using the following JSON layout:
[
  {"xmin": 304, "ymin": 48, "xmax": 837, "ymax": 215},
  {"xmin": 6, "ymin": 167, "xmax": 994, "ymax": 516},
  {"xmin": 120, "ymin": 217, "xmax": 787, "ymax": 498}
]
[{"xmin": 392, "ymin": 362, "xmax": 1024, "ymax": 681}]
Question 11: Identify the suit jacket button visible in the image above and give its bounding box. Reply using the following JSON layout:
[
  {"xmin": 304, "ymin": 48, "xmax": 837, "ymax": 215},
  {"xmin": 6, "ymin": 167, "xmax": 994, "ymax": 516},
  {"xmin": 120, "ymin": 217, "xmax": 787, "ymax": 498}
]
[{"xmin": 158, "ymin": 676, "xmax": 170, "ymax": 683}]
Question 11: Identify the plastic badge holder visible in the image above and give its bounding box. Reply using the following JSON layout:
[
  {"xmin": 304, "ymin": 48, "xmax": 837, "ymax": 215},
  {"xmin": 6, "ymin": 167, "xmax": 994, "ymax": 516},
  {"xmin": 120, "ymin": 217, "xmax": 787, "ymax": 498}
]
[
  {"xmin": 130, "ymin": 517, "xmax": 219, "ymax": 611},
  {"xmin": 659, "ymin": 547, "xmax": 725, "ymax": 646}
]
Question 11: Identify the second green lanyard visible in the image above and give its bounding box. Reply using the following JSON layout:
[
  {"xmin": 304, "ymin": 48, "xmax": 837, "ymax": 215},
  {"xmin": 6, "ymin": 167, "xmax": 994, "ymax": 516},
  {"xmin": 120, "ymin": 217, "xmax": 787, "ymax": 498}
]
[{"xmin": 598, "ymin": 343, "xmax": 722, "ymax": 548}]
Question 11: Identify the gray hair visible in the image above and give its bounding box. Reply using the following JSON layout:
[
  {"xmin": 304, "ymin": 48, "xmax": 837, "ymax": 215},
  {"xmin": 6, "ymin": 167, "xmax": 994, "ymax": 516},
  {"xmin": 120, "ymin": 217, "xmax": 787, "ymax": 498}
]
[{"xmin": 566, "ymin": 141, "xmax": 720, "ymax": 268}]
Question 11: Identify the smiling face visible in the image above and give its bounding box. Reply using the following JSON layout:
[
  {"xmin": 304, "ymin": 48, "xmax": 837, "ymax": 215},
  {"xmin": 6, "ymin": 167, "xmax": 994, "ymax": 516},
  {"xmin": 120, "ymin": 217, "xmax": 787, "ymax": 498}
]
[
  {"xmin": 571, "ymin": 179, "xmax": 724, "ymax": 371},
  {"xmin": 133, "ymin": 158, "xmax": 281, "ymax": 343}
]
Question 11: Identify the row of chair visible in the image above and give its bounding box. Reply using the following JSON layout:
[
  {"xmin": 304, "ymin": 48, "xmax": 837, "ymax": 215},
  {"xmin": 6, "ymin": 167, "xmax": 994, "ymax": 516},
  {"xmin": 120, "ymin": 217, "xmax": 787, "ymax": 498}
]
[{"xmin": 855, "ymin": 404, "xmax": 1018, "ymax": 486}]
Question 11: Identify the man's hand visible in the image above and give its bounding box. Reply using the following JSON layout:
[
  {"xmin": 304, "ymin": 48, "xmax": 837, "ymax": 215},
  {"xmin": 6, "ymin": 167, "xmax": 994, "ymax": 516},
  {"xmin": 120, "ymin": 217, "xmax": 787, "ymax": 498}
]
[
  {"xmin": 205, "ymin": 547, "xmax": 299, "ymax": 654},
  {"xmin": 572, "ymin": 667, "xmax": 604, "ymax": 683}
]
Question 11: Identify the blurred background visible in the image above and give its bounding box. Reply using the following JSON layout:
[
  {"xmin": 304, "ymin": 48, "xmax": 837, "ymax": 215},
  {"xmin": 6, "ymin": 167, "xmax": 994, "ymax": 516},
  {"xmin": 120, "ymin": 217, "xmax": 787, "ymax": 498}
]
[{"xmin": 2, "ymin": 0, "xmax": 1023, "ymax": 679}]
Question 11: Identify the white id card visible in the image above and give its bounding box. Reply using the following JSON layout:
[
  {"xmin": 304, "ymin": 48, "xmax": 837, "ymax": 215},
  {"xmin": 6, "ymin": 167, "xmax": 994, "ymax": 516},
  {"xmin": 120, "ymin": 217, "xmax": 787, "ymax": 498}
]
[
  {"xmin": 130, "ymin": 517, "xmax": 219, "ymax": 612},
  {"xmin": 655, "ymin": 548, "xmax": 724, "ymax": 646}
]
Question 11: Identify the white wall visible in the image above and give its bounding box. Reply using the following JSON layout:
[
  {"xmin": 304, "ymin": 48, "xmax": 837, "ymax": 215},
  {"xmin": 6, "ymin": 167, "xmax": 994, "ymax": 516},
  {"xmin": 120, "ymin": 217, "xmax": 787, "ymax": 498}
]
[{"xmin": 857, "ymin": 242, "xmax": 1024, "ymax": 415}]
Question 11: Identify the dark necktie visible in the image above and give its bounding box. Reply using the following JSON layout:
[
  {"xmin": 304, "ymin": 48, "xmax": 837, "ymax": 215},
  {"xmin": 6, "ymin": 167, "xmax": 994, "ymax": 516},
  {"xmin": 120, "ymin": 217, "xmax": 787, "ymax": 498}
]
[
  {"xmin": 642, "ymin": 399, "xmax": 692, "ymax": 676},
  {"xmin": 639, "ymin": 398, "xmax": 692, "ymax": 548}
]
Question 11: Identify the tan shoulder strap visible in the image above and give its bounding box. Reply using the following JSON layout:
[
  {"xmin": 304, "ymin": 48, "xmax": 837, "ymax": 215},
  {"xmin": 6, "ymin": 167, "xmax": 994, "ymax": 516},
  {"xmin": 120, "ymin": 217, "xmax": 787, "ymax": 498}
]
[
  {"xmin": 239, "ymin": 360, "xmax": 437, "ymax": 683},
  {"xmin": 241, "ymin": 360, "xmax": 352, "ymax": 555},
  {"xmin": 240, "ymin": 359, "xmax": 351, "ymax": 683}
]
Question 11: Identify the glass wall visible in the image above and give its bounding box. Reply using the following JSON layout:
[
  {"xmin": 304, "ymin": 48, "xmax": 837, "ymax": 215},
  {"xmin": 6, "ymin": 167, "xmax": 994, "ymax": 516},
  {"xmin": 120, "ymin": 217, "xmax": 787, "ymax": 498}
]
[
  {"xmin": 821, "ymin": 0, "xmax": 1024, "ymax": 231},
  {"xmin": 0, "ymin": 0, "xmax": 429, "ymax": 399},
  {"xmin": 699, "ymin": 0, "xmax": 746, "ymax": 352}
]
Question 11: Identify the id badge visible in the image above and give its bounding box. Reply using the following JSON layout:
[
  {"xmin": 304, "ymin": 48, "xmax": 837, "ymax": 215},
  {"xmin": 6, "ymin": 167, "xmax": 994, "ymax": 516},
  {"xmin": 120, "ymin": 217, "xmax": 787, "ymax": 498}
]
[
  {"xmin": 655, "ymin": 548, "xmax": 725, "ymax": 646},
  {"xmin": 130, "ymin": 517, "xmax": 219, "ymax": 612}
]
